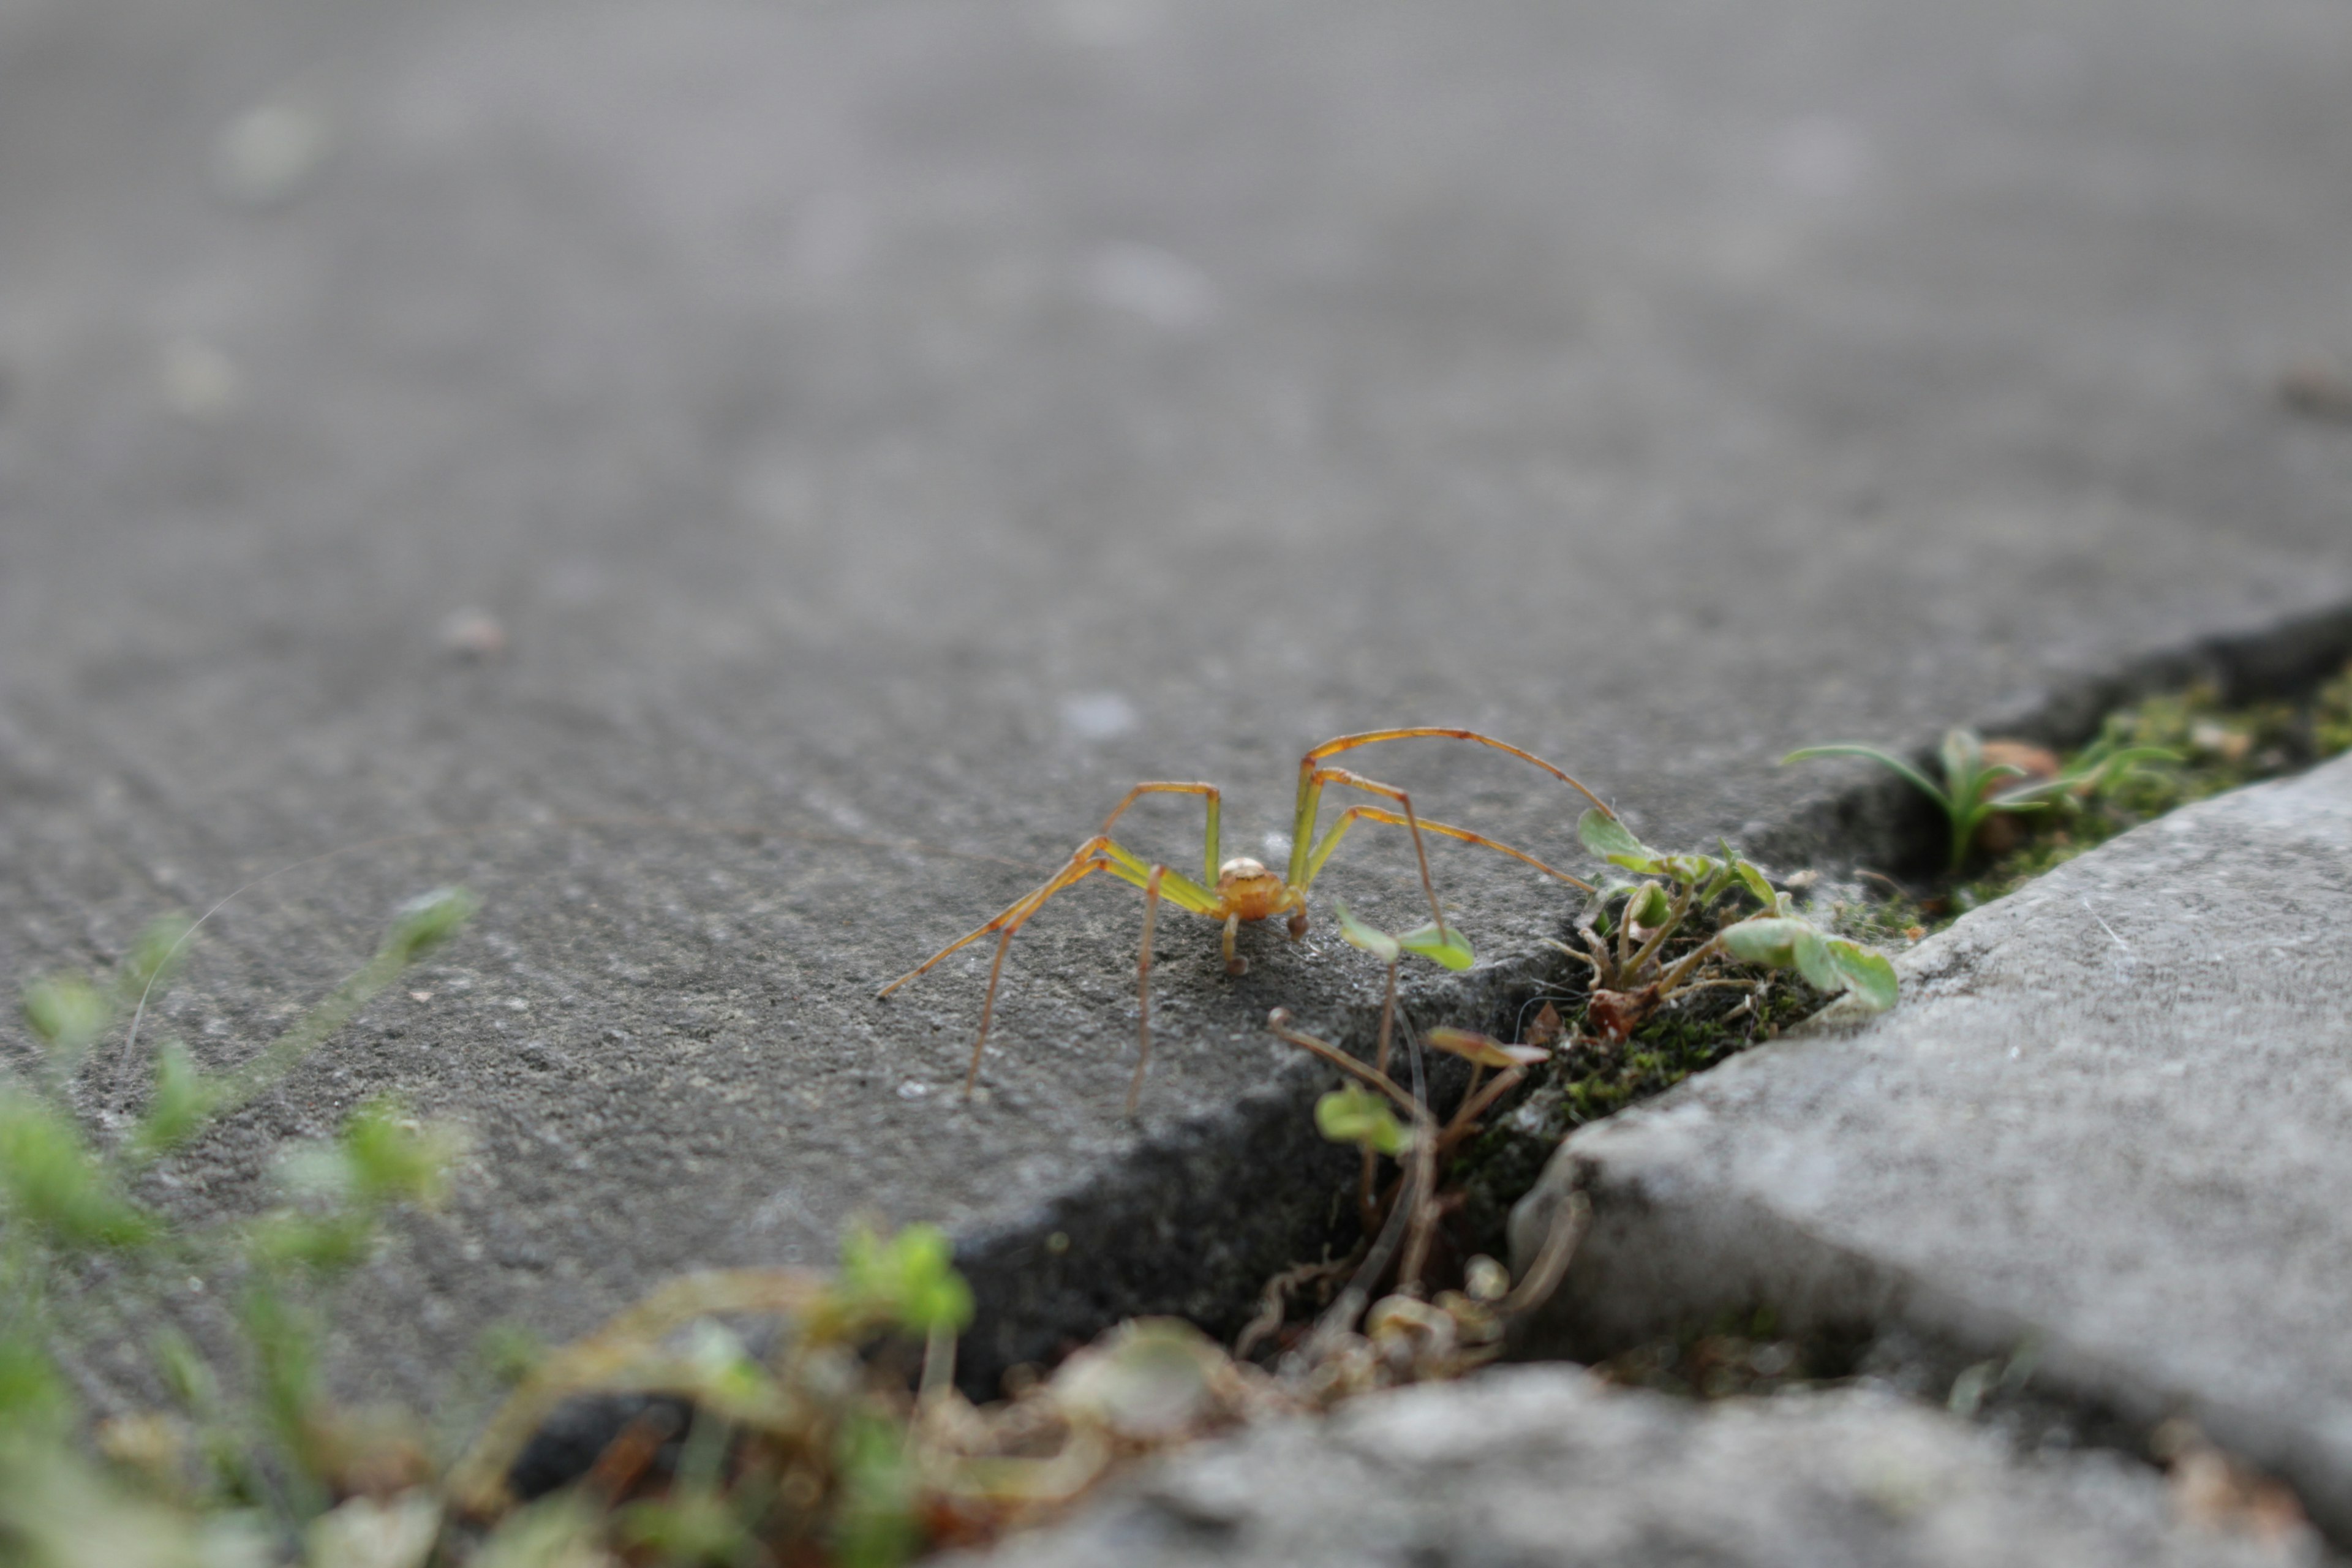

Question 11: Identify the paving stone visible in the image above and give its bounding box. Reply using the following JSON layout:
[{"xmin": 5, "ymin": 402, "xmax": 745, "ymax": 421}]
[
  {"xmin": 1513, "ymin": 755, "xmax": 2352, "ymax": 1539},
  {"xmin": 951, "ymin": 1363, "xmax": 2309, "ymax": 1567},
  {"xmin": 5, "ymin": 0, "xmax": 2352, "ymax": 1409}
]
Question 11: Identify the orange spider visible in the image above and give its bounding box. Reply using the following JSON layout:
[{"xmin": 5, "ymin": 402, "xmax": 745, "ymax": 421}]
[{"xmin": 876, "ymin": 729, "xmax": 1608, "ymax": 1112}]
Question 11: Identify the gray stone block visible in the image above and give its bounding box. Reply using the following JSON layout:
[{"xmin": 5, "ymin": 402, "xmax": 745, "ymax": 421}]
[
  {"xmin": 955, "ymin": 1365, "xmax": 2304, "ymax": 1567},
  {"xmin": 1513, "ymin": 755, "xmax": 2352, "ymax": 1538},
  {"xmin": 7, "ymin": 0, "xmax": 2352, "ymax": 1411}
]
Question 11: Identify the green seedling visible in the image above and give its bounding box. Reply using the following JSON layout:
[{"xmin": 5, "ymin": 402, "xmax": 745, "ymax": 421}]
[
  {"xmin": 1717, "ymin": 913, "xmax": 1898, "ymax": 1012},
  {"xmin": 877, "ymin": 728, "xmax": 1612, "ymax": 1112},
  {"xmin": 1265, "ymin": 993, "xmax": 1578, "ymax": 1391},
  {"xmin": 451, "ymin": 1228, "xmax": 1286, "ymax": 1567},
  {"xmin": 1555, "ymin": 809, "xmax": 1896, "ymax": 1034},
  {"xmin": 1785, "ymin": 727, "xmax": 2173, "ymax": 873},
  {"xmin": 1269, "ymin": 913, "xmax": 1555, "ymax": 1302},
  {"xmin": 0, "ymin": 892, "xmax": 474, "ymax": 1550},
  {"xmin": 1315, "ymin": 1085, "xmax": 1411, "ymax": 1158}
]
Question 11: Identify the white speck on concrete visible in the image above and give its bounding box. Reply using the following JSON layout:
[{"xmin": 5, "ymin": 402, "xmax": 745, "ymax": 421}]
[
  {"xmin": 1084, "ymin": 244, "xmax": 1219, "ymax": 333},
  {"xmin": 211, "ymin": 98, "xmax": 335, "ymax": 208},
  {"xmin": 1061, "ymin": 691, "xmax": 1139, "ymax": 741}
]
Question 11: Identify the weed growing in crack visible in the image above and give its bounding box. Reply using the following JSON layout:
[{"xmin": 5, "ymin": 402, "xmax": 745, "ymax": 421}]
[
  {"xmin": 1562, "ymin": 809, "xmax": 1895, "ymax": 1035},
  {"xmin": 1284, "ymin": 818, "xmax": 1903, "ymax": 1277},
  {"xmin": 0, "ymin": 889, "xmax": 474, "ymax": 1566},
  {"xmin": 1803, "ymin": 662, "xmax": 2352, "ymax": 937},
  {"xmin": 1785, "ymin": 727, "xmax": 2173, "ymax": 875}
]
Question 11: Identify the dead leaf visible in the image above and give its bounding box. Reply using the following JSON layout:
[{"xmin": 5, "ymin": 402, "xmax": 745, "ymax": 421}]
[{"xmin": 1586, "ymin": 986, "xmax": 1660, "ymax": 1042}]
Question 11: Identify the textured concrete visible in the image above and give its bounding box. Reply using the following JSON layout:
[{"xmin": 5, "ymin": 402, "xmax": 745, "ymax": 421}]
[
  {"xmin": 1514, "ymin": 755, "xmax": 2352, "ymax": 1538},
  {"xmin": 953, "ymin": 1365, "xmax": 2309, "ymax": 1567},
  {"xmin": 5, "ymin": 0, "xmax": 2352, "ymax": 1406}
]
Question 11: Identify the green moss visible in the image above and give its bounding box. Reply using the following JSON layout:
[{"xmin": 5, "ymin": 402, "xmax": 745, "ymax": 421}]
[{"xmin": 1447, "ymin": 929, "xmax": 1824, "ymax": 1259}]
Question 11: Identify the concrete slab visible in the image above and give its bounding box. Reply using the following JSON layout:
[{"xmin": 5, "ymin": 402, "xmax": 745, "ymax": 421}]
[
  {"xmin": 5, "ymin": 0, "xmax": 2352, "ymax": 1405},
  {"xmin": 1513, "ymin": 755, "xmax": 2352, "ymax": 1537},
  {"xmin": 950, "ymin": 1364, "xmax": 2309, "ymax": 1567}
]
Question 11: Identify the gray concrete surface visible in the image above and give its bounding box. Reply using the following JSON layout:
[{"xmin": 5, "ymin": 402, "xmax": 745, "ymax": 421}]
[
  {"xmin": 952, "ymin": 1364, "xmax": 2310, "ymax": 1567},
  {"xmin": 4, "ymin": 0, "xmax": 2352, "ymax": 1404},
  {"xmin": 1514, "ymin": 754, "xmax": 2352, "ymax": 1537}
]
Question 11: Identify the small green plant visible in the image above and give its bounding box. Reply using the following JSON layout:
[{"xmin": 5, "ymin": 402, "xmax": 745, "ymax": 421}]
[
  {"xmin": 1264, "ymin": 986, "xmax": 1575, "ymax": 1395},
  {"xmin": 1559, "ymin": 810, "xmax": 1895, "ymax": 1036},
  {"xmin": 1785, "ymin": 728, "xmax": 2171, "ymax": 873},
  {"xmin": 1254, "ymin": 896, "xmax": 1581, "ymax": 1387},
  {"xmin": 0, "ymin": 890, "xmax": 475, "ymax": 1564}
]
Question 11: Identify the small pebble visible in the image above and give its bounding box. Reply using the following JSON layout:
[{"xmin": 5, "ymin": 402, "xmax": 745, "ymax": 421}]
[
  {"xmin": 158, "ymin": 339, "xmax": 242, "ymax": 422},
  {"xmin": 439, "ymin": 607, "xmax": 508, "ymax": 660},
  {"xmin": 212, "ymin": 99, "xmax": 335, "ymax": 208}
]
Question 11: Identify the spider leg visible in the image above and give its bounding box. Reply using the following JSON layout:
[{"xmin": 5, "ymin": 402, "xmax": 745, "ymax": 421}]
[
  {"xmin": 877, "ymin": 834, "xmax": 1220, "ymax": 1098},
  {"xmin": 1293, "ymin": 766, "xmax": 1449, "ymax": 938},
  {"xmin": 1098, "ymin": 782, "xmax": 1223, "ymax": 889},
  {"xmin": 1287, "ymin": 728, "xmax": 1610, "ymax": 885},
  {"xmin": 1130, "ymin": 865, "xmax": 1169, "ymax": 1116},
  {"xmin": 1303, "ymin": 805, "xmax": 1596, "ymax": 894}
]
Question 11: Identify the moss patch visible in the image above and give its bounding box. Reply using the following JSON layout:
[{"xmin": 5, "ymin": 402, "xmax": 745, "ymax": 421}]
[{"xmin": 1444, "ymin": 918, "xmax": 1825, "ymax": 1262}]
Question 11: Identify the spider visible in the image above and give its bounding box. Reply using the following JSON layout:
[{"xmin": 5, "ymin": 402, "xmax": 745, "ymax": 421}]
[{"xmin": 876, "ymin": 729, "xmax": 1612, "ymax": 1113}]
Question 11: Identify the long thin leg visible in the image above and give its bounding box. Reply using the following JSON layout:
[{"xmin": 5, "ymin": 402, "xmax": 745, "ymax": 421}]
[
  {"xmin": 876, "ymin": 834, "xmax": 1222, "ymax": 1099},
  {"xmin": 1098, "ymin": 782, "xmax": 1223, "ymax": 889},
  {"xmin": 876, "ymin": 834, "xmax": 1216, "ymax": 998},
  {"xmin": 1129, "ymin": 865, "xmax": 1167, "ymax": 1115},
  {"xmin": 1302, "ymin": 805, "xmax": 1597, "ymax": 894},
  {"xmin": 956, "ymin": 853, "xmax": 1116, "ymax": 1095},
  {"xmin": 1287, "ymin": 728, "xmax": 1610, "ymax": 886},
  {"xmin": 1296, "ymin": 767, "xmax": 1448, "ymax": 938}
]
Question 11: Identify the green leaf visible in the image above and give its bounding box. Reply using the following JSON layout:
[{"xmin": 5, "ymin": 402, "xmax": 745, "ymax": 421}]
[
  {"xmin": 1719, "ymin": 918, "xmax": 1807, "ymax": 969},
  {"xmin": 831, "ymin": 1411, "xmax": 924, "ymax": 1568},
  {"xmin": 1626, "ymin": 883, "xmax": 1672, "ymax": 929},
  {"xmin": 1577, "ymin": 808, "xmax": 1649, "ymax": 863},
  {"xmin": 0, "ymin": 1092, "xmax": 157, "ymax": 1250},
  {"xmin": 1826, "ymin": 940, "xmax": 1899, "ymax": 1010},
  {"xmin": 1396, "ymin": 922, "xmax": 1475, "ymax": 970},
  {"xmin": 1979, "ymin": 785, "xmax": 2060, "ymax": 812},
  {"xmin": 115, "ymin": 916, "xmax": 195, "ymax": 1003},
  {"xmin": 131, "ymin": 1042, "xmax": 227, "ymax": 1159},
  {"xmin": 839, "ymin": 1223, "xmax": 974, "ymax": 1336},
  {"xmin": 616, "ymin": 1491, "xmax": 752, "ymax": 1566},
  {"xmin": 1782, "ymin": 744, "xmax": 1951, "ymax": 812},
  {"xmin": 238, "ymin": 1279, "xmax": 328, "ymax": 1494},
  {"xmin": 244, "ymin": 1210, "xmax": 378, "ymax": 1274},
  {"xmin": 1791, "ymin": 929, "xmax": 1842, "ymax": 992},
  {"xmin": 0, "ymin": 1327, "xmax": 74, "ymax": 1433},
  {"xmin": 151, "ymin": 1327, "xmax": 219, "ymax": 1415},
  {"xmin": 1330, "ymin": 899, "xmax": 1399, "ymax": 963},
  {"xmin": 21, "ymin": 974, "xmax": 110, "ymax": 1060},
  {"xmin": 677, "ymin": 1319, "xmax": 775, "ymax": 1412},
  {"xmin": 341, "ymin": 1095, "xmax": 457, "ymax": 1209},
  {"xmin": 380, "ymin": 886, "xmax": 478, "ymax": 967},
  {"xmin": 1656, "ymin": 854, "xmax": 1721, "ymax": 888},
  {"xmin": 1938, "ymin": 728, "xmax": 1984, "ymax": 794},
  {"xmin": 1314, "ymin": 1087, "xmax": 1411, "ymax": 1156},
  {"xmin": 1729, "ymin": 859, "xmax": 1776, "ymax": 910}
]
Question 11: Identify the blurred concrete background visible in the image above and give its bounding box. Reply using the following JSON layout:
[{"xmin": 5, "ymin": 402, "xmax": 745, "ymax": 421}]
[{"xmin": 3, "ymin": 0, "xmax": 2350, "ymax": 1402}]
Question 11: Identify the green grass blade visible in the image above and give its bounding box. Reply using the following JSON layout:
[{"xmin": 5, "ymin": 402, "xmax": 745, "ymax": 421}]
[{"xmin": 1783, "ymin": 745, "xmax": 1951, "ymax": 812}]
